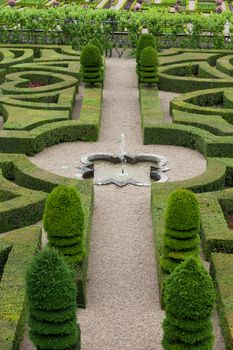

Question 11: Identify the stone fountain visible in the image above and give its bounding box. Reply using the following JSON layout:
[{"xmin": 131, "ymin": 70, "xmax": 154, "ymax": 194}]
[{"xmin": 76, "ymin": 134, "xmax": 169, "ymax": 187}]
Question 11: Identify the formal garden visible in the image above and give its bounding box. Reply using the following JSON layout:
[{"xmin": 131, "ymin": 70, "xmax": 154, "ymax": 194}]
[{"xmin": 0, "ymin": 1, "xmax": 233, "ymax": 350}]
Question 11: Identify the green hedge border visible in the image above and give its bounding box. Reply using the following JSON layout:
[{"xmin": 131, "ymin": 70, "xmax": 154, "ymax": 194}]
[
  {"xmin": 143, "ymin": 123, "xmax": 233, "ymax": 158},
  {"xmin": 159, "ymin": 62, "xmax": 233, "ymax": 93},
  {"xmin": 158, "ymin": 49, "xmax": 233, "ymax": 92},
  {"xmin": 0, "ymin": 85, "xmax": 102, "ymax": 155},
  {"xmin": 0, "ymin": 46, "xmax": 81, "ymax": 131},
  {"xmin": 139, "ymin": 84, "xmax": 163, "ymax": 135},
  {"xmin": 0, "ymin": 225, "xmax": 41, "ymax": 350},
  {"xmin": 0, "ymin": 154, "xmax": 94, "ymax": 309},
  {"xmin": 173, "ymin": 110, "xmax": 233, "ymax": 136},
  {"xmin": 0, "ymin": 44, "xmax": 99, "ymax": 349},
  {"xmin": 0, "ymin": 45, "xmax": 101, "ymax": 152},
  {"xmin": 141, "ymin": 51, "xmax": 233, "ymax": 350},
  {"xmin": 210, "ymin": 253, "xmax": 233, "ymax": 350}
]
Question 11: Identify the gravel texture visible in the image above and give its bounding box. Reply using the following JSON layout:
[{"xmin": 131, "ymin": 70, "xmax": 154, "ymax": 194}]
[
  {"xmin": 25, "ymin": 57, "xmax": 225, "ymax": 350},
  {"xmin": 79, "ymin": 185, "xmax": 164, "ymax": 350},
  {"xmin": 158, "ymin": 90, "xmax": 180, "ymax": 123},
  {"xmin": 72, "ymin": 83, "xmax": 84, "ymax": 120}
]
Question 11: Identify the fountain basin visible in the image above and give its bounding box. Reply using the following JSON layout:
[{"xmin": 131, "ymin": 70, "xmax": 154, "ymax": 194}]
[{"xmin": 76, "ymin": 152, "xmax": 169, "ymax": 186}]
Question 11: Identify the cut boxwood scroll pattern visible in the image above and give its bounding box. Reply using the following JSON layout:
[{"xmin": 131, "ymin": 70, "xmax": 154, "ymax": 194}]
[
  {"xmin": 0, "ymin": 155, "xmax": 94, "ymax": 348},
  {"xmin": 0, "ymin": 45, "xmax": 102, "ymax": 153},
  {"xmin": 143, "ymin": 48, "xmax": 233, "ymax": 350},
  {"xmin": 0, "ymin": 226, "xmax": 41, "ymax": 350},
  {"xmin": 0, "ymin": 44, "xmax": 98, "ymax": 350},
  {"xmin": 1, "ymin": 44, "xmax": 233, "ymax": 350},
  {"xmin": 0, "ymin": 47, "xmax": 80, "ymax": 131},
  {"xmin": 158, "ymin": 48, "xmax": 233, "ymax": 93}
]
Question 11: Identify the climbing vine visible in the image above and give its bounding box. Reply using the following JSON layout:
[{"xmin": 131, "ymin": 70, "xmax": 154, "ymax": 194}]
[{"xmin": 0, "ymin": 6, "xmax": 229, "ymax": 49}]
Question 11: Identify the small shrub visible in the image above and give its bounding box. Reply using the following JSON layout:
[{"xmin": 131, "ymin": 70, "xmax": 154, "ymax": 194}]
[
  {"xmin": 162, "ymin": 257, "xmax": 214, "ymax": 350},
  {"xmin": 43, "ymin": 185, "xmax": 86, "ymax": 266},
  {"xmin": 160, "ymin": 189, "xmax": 200, "ymax": 273},
  {"xmin": 26, "ymin": 248, "xmax": 80, "ymax": 350},
  {"xmin": 91, "ymin": 38, "xmax": 104, "ymax": 56},
  {"xmin": 165, "ymin": 188, "xmax": 200, "ymax": 230},
  {"xmin": 80, "ymin": 44, "xmax": 103, "ymax": 85},
  {"xmin": 136, "ymin": 33, "xmax": 156, "ymax": 64},
  {"xmin": 138, "ymin": 47, "xmax": 159, "ymax": 84}
]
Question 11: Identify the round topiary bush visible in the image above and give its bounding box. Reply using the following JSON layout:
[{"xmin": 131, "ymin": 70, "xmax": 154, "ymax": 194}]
[
  {"xmin": 80, "ymin": 44, "xmax": 103, "ymax": 85},
  {"xmin": 26, "ymin": 247, "xmax": 80, "ymax": 350},
  {"xmin": 80, "ymin": 43, "xmax": 102, "ymax": 67},
  {"xmin": 166, "ymin": 188, "xmax": 200, "ymax": 231},
  {"xmin": 43, "ymin": 185, "xmax": 86, "ymax": 266},
  {"xmin": 162, "ymin": 257, "xmax": 215, "ymax": 350},
  {"xmin": 140, "ymin": 46, "xmax": 158, "ymax": 67},
  {"xmin": 136, "ymin": 33, "xmax": 156, "ymax": 64},
  {"xmin": 138, "ymin": 47, "xmax": 159, "ymax": 84},
  {"xmin": 160, "ymin": 189, "xmax": 201, "ymax": 273},
  {"xmin": 91, "ymin": 38, "xmax": 104, "ymax": 56}
]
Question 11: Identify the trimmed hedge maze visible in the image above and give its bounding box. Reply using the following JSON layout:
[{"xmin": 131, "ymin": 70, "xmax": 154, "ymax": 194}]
[
  {"xmin": 0, "ymin": 45, "xmax": 102, "ymax": 155},
  {"xmin": 0, "ymin": 154, "xmax": 94, "ymax": 349},
  {"xmin": 138, "ymin": 48, "xmax": 233, "ymax": 349},
  {"xmin": 159, "ymin": 49, "xmax": 233, "ymax": 93},
  {"xmin": 0, "ymin": 226, "xmax": 41, "ymax": 350},
  {"xmin": 0, "ymin": 44, "xmax": 101, "ymax": 349}
]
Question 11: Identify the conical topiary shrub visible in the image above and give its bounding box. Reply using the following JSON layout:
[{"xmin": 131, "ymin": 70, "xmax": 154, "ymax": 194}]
[
  {"xmin": 160, "ymin": 189, "xmax": 200, "ymax": 273},
  {"xmin": 43, "ymin": 185, "xmax": 86, "ymax": 266},
  {"xmin": 138, "ymin": 47, "xmax": 159, "ymax": 84},
  {"xmin": 162, "ymin": 257, "xmax": 215, "ymax": 350},
  {"xmin": 26, "ymin": 248, "xmax": 80, "ymax": 350},
  {"xmin": 80, "ymin": 43, "xmax": 103, "ymax": 85},
  {"xmin": 136, "ymin": 33, "xmax": 156, "ymax": 64}
]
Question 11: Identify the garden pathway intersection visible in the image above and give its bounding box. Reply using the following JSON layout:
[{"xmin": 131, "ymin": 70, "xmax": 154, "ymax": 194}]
[{"xmin": 27, "ymin": 57, "xmax": 224, "ymax": 350}]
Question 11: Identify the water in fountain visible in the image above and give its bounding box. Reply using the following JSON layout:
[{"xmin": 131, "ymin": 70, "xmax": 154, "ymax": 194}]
[
  {"xmin": 118, "ymin": 133, "xmax": 128, "ymax": 177},
  {"xmin": 75, "ymin": 133, "xmax": 169, "ymax": 186}
]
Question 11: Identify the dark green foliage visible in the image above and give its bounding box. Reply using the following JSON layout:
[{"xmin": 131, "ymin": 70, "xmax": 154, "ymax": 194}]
[
  {"xmin": 0, "ymin": 226, "xmax": 41, "ymax": 350},
  {"xmin": 160, "ymin": 189, "xmax": 201, "ymax": 273},
  {"xmin": 26, "ymin": 248, "xmax": 80, "ymax": 350},
  {"xmin": 0, "ymin": 153, "xmax": 94, "ymax": 309},
  {"xmin": 0, "ymin": 84, "xmax": 102, "ymax": 156},
  {"xmin": 140, "ymin": 47, "xmax": 158, "ymax": 67},
  {"xmin": 139, "ymin": 85, "xmax": 163, "ymax": 128},
  {"xmin": 136, "ymin": 33, "xmax": 156, "ymax": 63},
  {"xmin": 142, "ymin": 122, "xmax": 233, "ymax": 158},
  {"xmin": 90, "ymin": 38, "xmax": 104, "ymax": 55},
  {"xmin": 0, "ymin": 173, "xmax": 46, "ymax": 233},
  {"xmin": 80, "ymin": 44, "xmax": 103, "ymax": 85},
  {"xmin": 0, "ymin": 240, "xmax": 12, "ymax": 281},
  {"xmin": 138, "ymin": 47, "xmax": 159, "ymax": 84},
  {"xmin": 150, "ymin": 159, "xmax": 227, "ymax": 307},
  {"xmin": 210, "ymin": 253, "xmax": 233, "ymax": 350},
  {"xmin": 80, "ymin": 44, "xmax": 102, "ymax": 67},
  {"xmin": 162, "ymin": 257, "xmax": 215, "ymax": 350},
  {"xmin": 166, "ymin": 189, "xmax": 200, "ymax": 231},
  {"xmin": 43, "ymin": 185, "xmax": 86, "ymax": 266}
]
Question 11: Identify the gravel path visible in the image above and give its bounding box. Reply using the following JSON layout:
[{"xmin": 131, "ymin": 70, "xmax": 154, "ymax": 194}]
[
  {"xmin": 27, "ymin": 58, "xmax": 224, "ymax": 350},
  {"xmin": 72, "ymin": 83, "xmax": 84, "ymax": 120},
  {"xmin": 159, "ymin": 90, "xmax": 179, "ymax": 123},
  {"xmin": 79, "ymin": 186, "xmax": 164, "ymax": 350}
]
